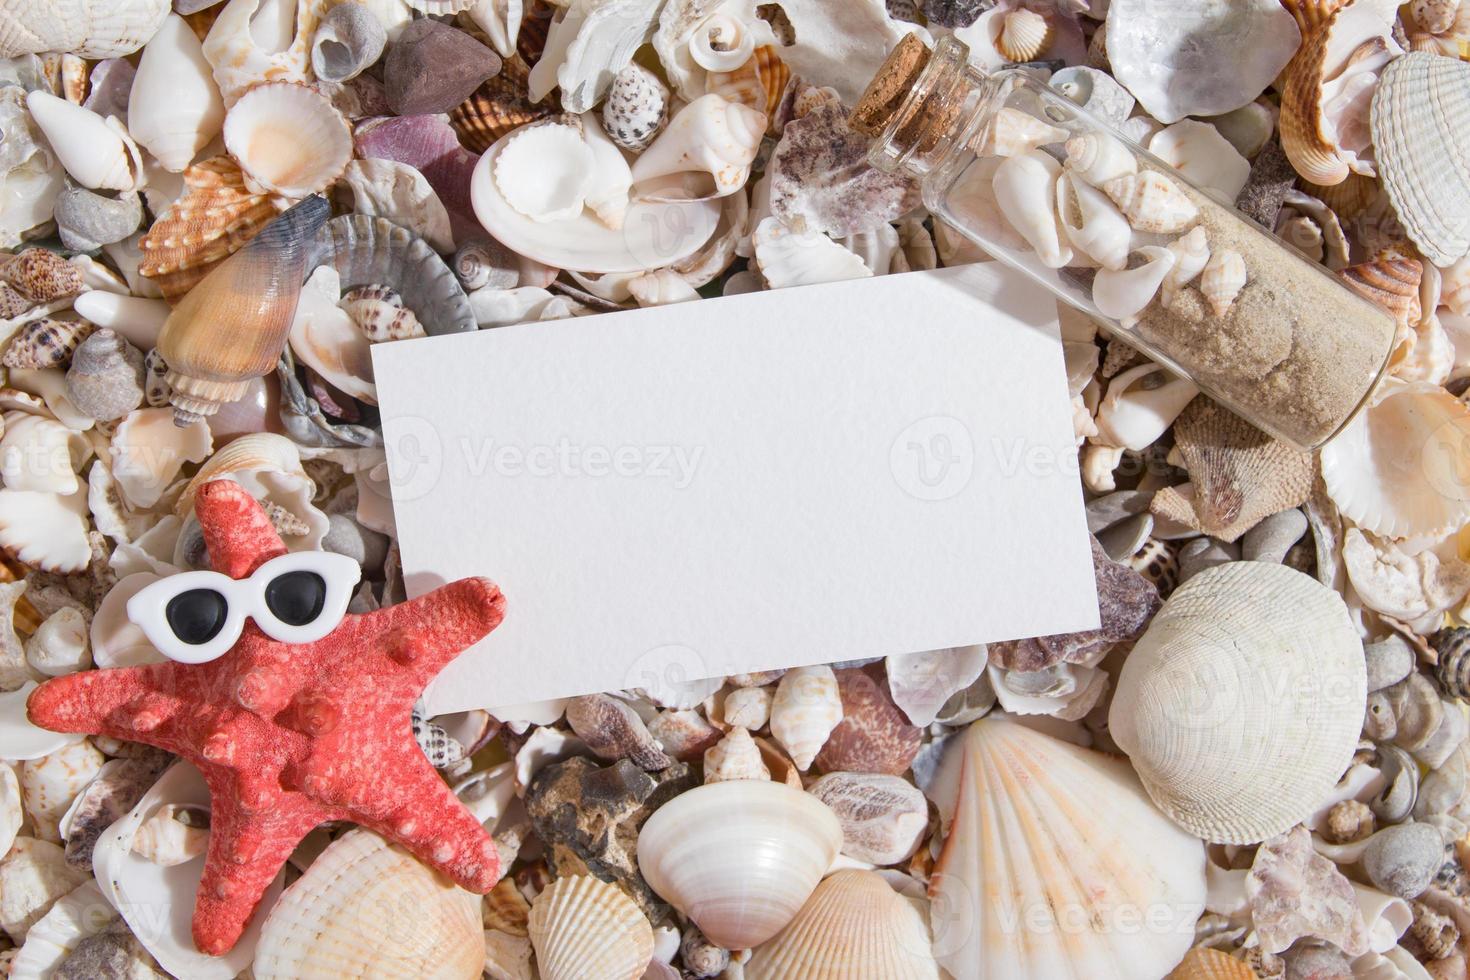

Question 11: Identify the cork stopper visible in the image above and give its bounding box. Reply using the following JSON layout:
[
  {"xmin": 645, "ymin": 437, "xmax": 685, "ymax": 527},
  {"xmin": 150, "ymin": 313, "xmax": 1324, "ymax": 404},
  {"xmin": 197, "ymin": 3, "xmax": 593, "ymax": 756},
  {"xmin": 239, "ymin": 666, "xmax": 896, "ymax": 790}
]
[{"xmin": 851, "ymin": 33, "xmax": 932, "ymax": 137}]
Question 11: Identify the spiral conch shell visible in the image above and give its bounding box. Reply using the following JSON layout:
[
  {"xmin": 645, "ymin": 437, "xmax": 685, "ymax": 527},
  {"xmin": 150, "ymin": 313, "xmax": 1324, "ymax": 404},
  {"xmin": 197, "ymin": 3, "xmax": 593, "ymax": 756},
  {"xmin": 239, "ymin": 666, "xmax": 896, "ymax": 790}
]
[
  {"xmin": 770, "ymin": 665, "xmax": 844, "ymax": 770},
  {"xmin": 746, "ymin": 870, "xmax": 938, "ymax": 980},
  {"xmin": 630, "ymin": 93, "xmax": 765, "ymax": 200},
  {"xmin": 527, "ymin": 874, "xmax": 654, "ymax": 980},
  {"xmin": 253, "ymin": 829, "xmax": 485, "ymax": 979},
  {"xmin": 636, "ymin": 779, "xmax": 843, "ymax": 950},
  {"xmin": 1109, "ymin": 561, "xmax": 1365, "ymax": 844},
  {"xmin": 0, "ymin": 0, "xmax": 169, "ymax": 59},
  {"xmin": 929, "ymin": 717, "xmax": 1206, "ymax": 979}
]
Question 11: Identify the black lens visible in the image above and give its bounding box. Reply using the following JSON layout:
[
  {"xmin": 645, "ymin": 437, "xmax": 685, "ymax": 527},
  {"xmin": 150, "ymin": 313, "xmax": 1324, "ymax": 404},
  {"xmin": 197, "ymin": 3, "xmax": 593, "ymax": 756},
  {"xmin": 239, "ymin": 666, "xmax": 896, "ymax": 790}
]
[
  {"xmin": 264, "ymin": 571, "xmax": 327, "ymax": 627},
  {"xmin": 165, "ymin": 589, "xmax": 228, "ymax": 646}
]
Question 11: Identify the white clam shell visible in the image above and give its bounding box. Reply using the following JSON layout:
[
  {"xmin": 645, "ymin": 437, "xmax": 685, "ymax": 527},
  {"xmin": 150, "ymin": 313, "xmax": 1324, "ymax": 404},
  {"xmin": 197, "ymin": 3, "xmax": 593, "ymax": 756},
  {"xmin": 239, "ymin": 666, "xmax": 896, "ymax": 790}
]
[
  {"xmin": 746, "ymin": 869, "xmax": 938, "ymax": 979},
  {"xmin": 1320, "ymin": 380, "xmax": 1470, "ymax": 540},
  {"xmin": 0, "ymin": 414, "xmax": 88, "ymax": 495},
  {"xmin": 18, "ymin": 740, "xmax": 104, "ymax": 844},
  {"xmin": 993, "ymin": 149, "xmax": 1072, "ymax": 268},
  {"xmin": 1057, "ymin": 172, "xmax": 1131, "ymax": 271},
  {"xmin": 0, "ymin": 683, "xmax": 84, "ymax": 763},
  {"xmin": 1109, "ymin": 561, "xmax": 1366, "ymax": 844},
  {"xmin": 109, "ymin": 407, "xmax": 212, "ymax": 510},
  {"xmin": 494, "ymin": 121, "xmax": 599, "ymax": 224},
  {"xmin": 527, "ymin": 874, "xmax": 654, "ymax": 980},
  {"xmin": 1148, "ymin": 120, "xmax": 1251, "ymax": 200},
  {"xmin": 0, "ymin": 837, "xmax": 87, "ymax": 946},
  {"xmin": 94, "ymin": 762, "xmax": 279, "ymax": 979},
  {"xmin": 631, "ymin": 93, "xmax": 765, "ymax": 201},
  {"xmin": 769, "ymin": 664, "xmax": 844, "ymax": 770},
  {"xmin": 128, "ymin": 13, "xmax": 226, "ymax": 173},
  {"xmin": 636, "ymin": 779, "xmax": 843, "ymax": 950},
  {"xmin": 222, "ymin": 81, "xmax": 352, "ymax": 198},
  {"xmin": 1092, "ymin": 363, "xmax": 1199, "ymax": 452},
  {"xmin": 90, "ymin": 573, "xmax": 165, "ymax": 669},
  {"xmin": 0, "ymin": 487, "xmax": 91, "ymax": 574},
  {"xmin": 752, "ymin": 217, "xmax": 874, "ymax": 289},
  {"xmin": 254, "ymin": 828, "xmax": 485, "ymax": 978},
  {"xmin": 0, "ymin": 763, "xmax": 18, "ymax": 858},
  {"xmin": 23, "ymin": 91, "xmax": 145, "ymax": 192},
  {"xmin": 1093, "ymin": 245, "xmax": 1175, "ymax": 322},
  {"xmin": 927, "ymin": 717, "xmax": 1205, "ymax": 979},
  {"xmin": 8, "ymin": 879, "xmax": 115, "ymax": 979}
]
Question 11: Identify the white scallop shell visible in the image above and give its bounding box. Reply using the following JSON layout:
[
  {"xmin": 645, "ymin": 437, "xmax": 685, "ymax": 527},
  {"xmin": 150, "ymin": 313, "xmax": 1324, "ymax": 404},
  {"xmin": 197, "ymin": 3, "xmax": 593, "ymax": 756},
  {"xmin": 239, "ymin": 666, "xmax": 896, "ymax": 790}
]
[
  {"xmin": 527, "ymin": 874, "xmax": 654, "ymax": 980},
  {"xmin": 109, "ymin": 407, "xmax": 212, "ymax": 510},
  {"xmin": 769, "ymin": 664, "xmax": 844, "ymax": 770},
  {"xmin": 494, "ymin": 121, "xmax": 599, "ymax": 224},
  {"xmin": 746, "ymin": 869, "xmax": 938, "ymax": 980},
  {"xmin": 128, "ymin": 13, "xmax": 226, "ymax": 173},
  {"xmin": 0, "ymin": 414, "xmax": 88, "ymax": 495},
  {"xmin": 752, "ymin": 217, "xmax": 875, "ymax": 290},
  {"xmin": 23, "ymin": 92, "xmax": 144, "ymax": 192},
  {"xmin": 93, "ymin": 762, "xmax": 279, "ymax": 980},
  {"xmin": 1092, "ymin": 363, "xmax": 1199, "ymax": 452},
  {"xmin": 1063, "ymin": 131, "xmax": 1137, "ymax": 188},
  {"xmin": 0, "ymin": 488, "xmax": 91, "ymax": 574},
  {"xmin": 1320, "ymin": 379, "xmax": 1470, "ymax": 539},
  {"xmin": 1109, "ymin": 561, "xmax": 1366, "ymax": 844},
  {"xmin": 992, "ymin": 149, "xmax": 1072, "ymax": 268},
  {"xmin": 222, "ymin": 81, "xmax": 352, "ymax": 198},
  {"xmin": 631, "ymin": 93, "xmax": 765, "ymax": 201},
  {"xmin": 636, "ymin": 779, "xmax": 843, "ymax": 950},
  {"xmin": 928, "ymin": 717, "xmax": 1206, "ymax": 979},
  {"xmin": 1102, "ymin": 171, "xmax": 1200, "ymax": 235},
  {"xmin": 1093, "ymin": 246, "xmax": 1175, "ymax": 322},
  {"xmin": 18, "ymin": 740, "xmax": 103, "ymax": 845},
  {"xmin": 1057, "ymin": 172, "xmax": 1130, "ymax": 272},
  {"xmin": 1148, "ymin": 120, "xmax": 1251, "ymax": 200}
]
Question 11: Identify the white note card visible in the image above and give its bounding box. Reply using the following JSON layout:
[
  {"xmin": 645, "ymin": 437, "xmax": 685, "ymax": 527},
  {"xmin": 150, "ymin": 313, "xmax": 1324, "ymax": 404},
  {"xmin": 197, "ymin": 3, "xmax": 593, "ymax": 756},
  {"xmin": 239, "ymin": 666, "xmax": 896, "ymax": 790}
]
[{"xmin": 374, "ymin": 264, "xmax": 1098, "ymax": 714}]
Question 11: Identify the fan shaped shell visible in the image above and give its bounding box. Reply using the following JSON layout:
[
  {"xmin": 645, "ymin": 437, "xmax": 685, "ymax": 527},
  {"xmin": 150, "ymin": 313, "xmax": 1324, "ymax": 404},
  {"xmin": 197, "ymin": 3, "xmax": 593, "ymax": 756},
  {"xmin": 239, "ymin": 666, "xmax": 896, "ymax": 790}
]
[
  {"xmin": 526, "ymin": 874, "xmax": 654, "ymax": 980},
  {"xmin": 1109, "ymin": 561, "xmax": 1365, "ymax": 845}
]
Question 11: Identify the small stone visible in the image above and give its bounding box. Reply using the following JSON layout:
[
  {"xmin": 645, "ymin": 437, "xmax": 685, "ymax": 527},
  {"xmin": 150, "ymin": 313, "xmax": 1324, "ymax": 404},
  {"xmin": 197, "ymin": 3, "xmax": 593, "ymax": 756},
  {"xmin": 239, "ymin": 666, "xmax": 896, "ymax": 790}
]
[
  {"xmin": 1241, "ymin": 508, "xmax": 1309, "ymax": 563},
  {"xmin": 1362, "ymin": 823, "xmax": 1446, "ymax": 900},
  {"xmin": 384, "ymin": 19, "xmax": 501, "ymax": 117},
  {"xmin": 321, "ymin": 513, "xmax": 389, "ymax": 571},
  {"xmin": 54, "ymin": 187, "xmax": 143, "ymax": 252},
  {"xmin": 920, "ymin": 0, "xmax": 987, "ymax": 28},
  {"xmin": 1234, "ymin": 138, "xmax": 1297, "ymax": 229},
  {"xmin": 565, "ymin": 694, "xmax": 672, "ymax": 770},
  {"xmin": 1177, "ymin": 537, "xmax": 1239, "ymax": 585},
  {"xmin": 64, "ymin": 329, "xmax": 145, "ymax": 421},
  {"xmin": 1247, "ymin": 825, "xmax": 1370, "ymax": 955},
  {"xmin": 808, "ymin": 771, "xmax": 928, "ymax": 865},
  {"xmin": 1366, "ymin": 635, "xmax": 1416, "ymax": 693},
  {"xmin": 55, "ymin": 920, "xmax": 166, "ymax": 979},
  {"xmin": 1281, "ymin": 943, "xmax": 1352, "ymax": 980},
  {"xmin": 813, "ymin": 666, "xmax": 922, "ymax": 775}
]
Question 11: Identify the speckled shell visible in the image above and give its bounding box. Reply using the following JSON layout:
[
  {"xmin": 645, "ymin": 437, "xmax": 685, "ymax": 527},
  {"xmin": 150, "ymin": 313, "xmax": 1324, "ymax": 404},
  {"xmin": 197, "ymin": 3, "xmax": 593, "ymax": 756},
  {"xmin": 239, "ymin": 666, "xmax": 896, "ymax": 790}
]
[
  {"xmin": 746, "ymin": 870, "xmax": 938, "ymax": 980},
  {"xmin": 1, "ymin": 316, "xmax": 93, "ymax": 369},
  {"xmin": 2, "ymin": 248, "xmax": 84, "ymax": 303},
  {"xmin": 527, "ymin": 874, "xmax": 654, "ymax": 980},
  {"xmin": 1109, "ymin": 561, "xmax": 1366, "ymax": 844},
  {"xmin": 139, "ymin": 156, "xmax": 282, "ymax": 303},
  {"xmin": 450, "ymin": 56, "xmax": 552, "ymax": 153},
  {"xmin": 602, "ymin": 62, "xmax": 669, "ymax": 152},
  {"xmin": 253, "ymin": 829, "xmax": 486, "ymax": 979},
  {"xmin": 340, "ymin": 285, "xmax": 424, "ymax": 342}
]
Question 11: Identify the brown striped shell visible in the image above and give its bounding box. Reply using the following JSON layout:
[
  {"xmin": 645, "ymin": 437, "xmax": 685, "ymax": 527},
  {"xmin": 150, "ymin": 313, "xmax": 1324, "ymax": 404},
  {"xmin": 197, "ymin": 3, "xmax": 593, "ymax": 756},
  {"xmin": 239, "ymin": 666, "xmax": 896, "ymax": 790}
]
[
  {"xmin": 1166, "ymin": 946, "xmax": 1260, "ymax": 980},
  {"xmin": 138, "ymin": 156, "xmax": 282, "ymax": 303},
  {"xmin": 449, "ymin": 55, "xmax": 552, "ymax": 153},
  {"xmin": 1, "ymin": 316, "xmax": 93, "ymax": 369},
  {"xmin": 1338, "ymin": 255, "xmax": 1424, "ymax": 329}
]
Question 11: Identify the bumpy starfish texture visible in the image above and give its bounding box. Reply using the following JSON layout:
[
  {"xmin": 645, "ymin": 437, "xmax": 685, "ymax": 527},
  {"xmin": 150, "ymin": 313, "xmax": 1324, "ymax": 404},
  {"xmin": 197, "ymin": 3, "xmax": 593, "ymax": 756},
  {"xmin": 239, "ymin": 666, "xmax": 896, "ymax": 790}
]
[{"xmin": 26, "ymin": 479, "xmax": 507, "ymax": 955}]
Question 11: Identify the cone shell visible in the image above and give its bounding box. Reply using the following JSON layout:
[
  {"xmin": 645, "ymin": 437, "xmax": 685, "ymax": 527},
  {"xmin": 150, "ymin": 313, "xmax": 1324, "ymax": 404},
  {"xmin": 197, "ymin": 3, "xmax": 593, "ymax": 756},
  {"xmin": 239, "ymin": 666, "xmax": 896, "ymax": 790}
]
[
  {"xmin": 746, "ymin": 870, "xmax": 937, "ymax": 980},
  {"xmin": 140, "ymin": 156, "xmax": 282, "ymax": 303},
  {"xmin": 450, "ymin": 55, "xmax": 552, "ymax": 153},
  {"xmin": 930, "ymin": 717, "xmax": 1207, "ymax": 979},
  {"xmin": 222, "ymin": 81, "xmax": 351, "ymax": 199},
  {"xmin": 636, "ymin": 780, "xmax": 843, "ymax": 950},
  {"xmin": 1370, "ymin": 52, "xmax": 1470, "ymax": 265},
  {"xmin": 254, "ymin": 829, "xmax": 485, "ymax": 979},
  {"xmin": 127, "ymin": 12, "xmax": 225, "ymax": 172},
  {"xmin": 1108, "ymin": 561, "xmax": 1365, "ymax": 844},
  {"xmin": 1167, "ymin": 947, "xmax": 1260, "ymax": 980},
  {"xmin": 526, "ymin": 874, "xmax": 653, "ymax": 980}
]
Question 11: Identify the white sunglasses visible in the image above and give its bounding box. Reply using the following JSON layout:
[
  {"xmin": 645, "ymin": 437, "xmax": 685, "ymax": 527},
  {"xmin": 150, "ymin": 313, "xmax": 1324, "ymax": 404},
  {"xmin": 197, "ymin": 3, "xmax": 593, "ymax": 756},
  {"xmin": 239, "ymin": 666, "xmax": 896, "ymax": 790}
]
[{"xmin": 127, "ymin": 552, "xmax": 362, "ymax": 664}]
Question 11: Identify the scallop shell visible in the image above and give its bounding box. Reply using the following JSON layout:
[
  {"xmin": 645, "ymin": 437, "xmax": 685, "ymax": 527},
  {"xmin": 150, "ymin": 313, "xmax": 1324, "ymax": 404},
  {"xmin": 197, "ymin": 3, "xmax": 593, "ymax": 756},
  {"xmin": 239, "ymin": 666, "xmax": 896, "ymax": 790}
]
[
  {"xmin": 630, "ymin": 93, "xmax": 764, "ymax": 200},
  {"xmin": 770, "ymin": 665, "xmax": 844, "ymax": 771},
  {"xmin": 1320, "ymin": 379, "xmax": 1470, "ymax": 539},
  {"xmin": 201, "ymin": 0, "xmax": 326, "ymax": 105},
  {"xmin": 254, "ymin": 828, "xmax": 484, "ymax": 978},
  {"xmin": 222, "ymin": 81, "xmax": 352, "ymax": 198},
  {"xmin": 995, "ymin": 6, "xmax": 1051, "ymax": 62},
  {"xmin": 602, "ymin": 61, "xmax": 669, "ymax": 152},
  {"xmin": 1, "ymin": 317, "xmax": 93, "ymax": 370},
  {"xmin": 23, "ymin": 91, "xmax": 144, "ymax": 192},
  {"xmin": 451, "ymin": 55, "xmax": 553, "ymax": 154},
  {"xmin": 1166, "ymin": 947, "xmax": 1261, "ymax": 980},
  {"xmin": 751, "ymin": 217, "xmax": 874, "ymax": 289},
  {"xmin": 0, "ymin": 0, "xmax": 170, "ymax": 59},
  {"xmin": 494, "ymin": 120, "xmax": 599, "ymax": 224},
  {"xmin": 0, "ymin": 488, "xmax": 90, "ymax": 573},
  {"xmin": 1102, "ymin": 171, "xmax": 1199, "ymax": 235},
  {"xmin": 746, "ymin": 869, "xmax": 938, "ymax": 980},
  {"xmin": 1371, "ymin": 52, "xmax": 1470, "ymax": 265},
  {"xmin": 1201, "ymin": 248, "xmax": 1248, "ymax": 317},
  {"xmin": 175, "ymin": 432, "xmax": 328, "ymax": 550},
  {"xmin": 929, "ymin": 717, "xmax": 1206, "ymax": 978},
  {"xmin": 1339, "ymin": 255, "xmax": 1423, "ymax": 327},
  {"xmin": 18, "ymin": 741, "xmax": 103, "ymax": 845},
  {"xmin": 636, "ymin": 779, "xmax": 843, "ymax": 950},
  {"xmin": 526, "ymin": 874, "xmax": 654, "ymax": 980},
  {"xmin": 139, "ymin": 157, "xmax": 281, "ymax": 303},
  {"xmin": 110, "ymin": 407, "xmax": 213, "ymax": 510},
  {"xmin": 1094, "ymin": 246, "xmax": 1176, "ymax": 322},
  {"xmin": 128, "ymin": 13, "xmax": 226, "ymax": 172},
  {"xmin": 1109, "ymin": 561, "xmax": 1365, "ymax": 844}
]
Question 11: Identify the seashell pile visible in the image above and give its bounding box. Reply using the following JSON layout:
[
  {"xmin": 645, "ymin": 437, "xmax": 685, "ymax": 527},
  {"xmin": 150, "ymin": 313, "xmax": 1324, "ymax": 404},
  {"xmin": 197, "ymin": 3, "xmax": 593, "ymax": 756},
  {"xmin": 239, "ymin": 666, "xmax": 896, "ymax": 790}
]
[{"xmin": 0, "ymin": 1, "xmax": 1467, "ymax": 977}]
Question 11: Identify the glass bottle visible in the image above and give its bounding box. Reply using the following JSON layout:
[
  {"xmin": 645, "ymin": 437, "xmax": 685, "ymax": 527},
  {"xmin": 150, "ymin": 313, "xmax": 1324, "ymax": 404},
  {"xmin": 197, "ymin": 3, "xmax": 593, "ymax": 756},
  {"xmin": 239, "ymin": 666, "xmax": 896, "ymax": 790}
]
[{"xmin": 851, "ymin": 35, "xmax": 1397, "ymax": 450}]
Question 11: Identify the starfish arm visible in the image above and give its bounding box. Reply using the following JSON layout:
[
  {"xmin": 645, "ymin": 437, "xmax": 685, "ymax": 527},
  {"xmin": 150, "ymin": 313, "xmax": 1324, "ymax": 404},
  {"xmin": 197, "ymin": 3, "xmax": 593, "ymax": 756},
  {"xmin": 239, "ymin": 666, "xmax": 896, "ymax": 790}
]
[
  {"xmin": 27, "ymin": 666, "xmax": 184, "ymax": 744},
  {"xmin": 353, "ymin": 761, "xmax": 501, "ymax": 894},
  {"xmin": 366, "ymin": 577, "xmax": 506, "ymax": 689}
]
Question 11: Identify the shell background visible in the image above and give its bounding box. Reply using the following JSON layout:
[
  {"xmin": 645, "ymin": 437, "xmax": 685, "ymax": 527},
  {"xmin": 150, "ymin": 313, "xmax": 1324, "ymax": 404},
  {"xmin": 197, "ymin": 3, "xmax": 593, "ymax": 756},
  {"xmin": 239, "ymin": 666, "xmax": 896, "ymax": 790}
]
[{"xmin": 1, "ymin": 0, "xmax": 1469, "ymax": 977}]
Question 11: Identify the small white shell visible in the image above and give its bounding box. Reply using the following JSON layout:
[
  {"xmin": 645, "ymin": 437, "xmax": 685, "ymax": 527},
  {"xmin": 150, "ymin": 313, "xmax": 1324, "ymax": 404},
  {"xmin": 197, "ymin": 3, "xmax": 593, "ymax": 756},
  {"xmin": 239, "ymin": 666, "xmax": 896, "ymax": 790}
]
[
  {"xmin": 109, "ymin": 407, "xmax": 213, "ymax": 510},
  {"xmin": 769, "ymin": 665, "xmax": 844, "ymax": 771},
  {"xmin": 527, "ymin": 874, "xmax": 654, "ymax": 980},
  {"xmin": 1057, "ymin": 172, "xmax": 1131, "ymax": 271},
  {"xmin": 980, "ymin": 106, "xmax": 1069, "ymax": 158},
  {"xmin": 1148, "ymin": 120, "xmax": 1252, "ymax": 200},
  {"xmin": 688, "ymin": 12, "xmax": 756, "ymax": 73},
  {"xmin": 1093, "ymin": 246, "xmax": 1176, "ymax": 322},
  {"xmin": 1063, "ymin": 131, "xmax": 1137, "ymax": 188},
  {"xmin": 494, "ymin": 121, "xmax": 598, "ymax": 224},
  {"xmin": 752, "ymin": 217, "xmax": 874, "ymax": 289},
  {"xmin": 23, "ymin": 91, "xmax": 144, "ymax": 192},
  {"xmin": 0, "ymin": 488, "xmax": 91, "ymax": 574},
  {"xmin": 996, "ymin": 6, "xmax": 1052, "ymax": 62},
  {"xmin": 130, "ymin": 803, "xmax": 209, "ymax": 866},
  {"xmin": 993, "ymin": 149, "xmax": 1072, "ymax": 268},
  {"xmin": 1200, "ymin": 247, "xmax": 1249, "ymax": 316},
  {"xmin": 24, "ymin": 607, "xmax": 90, "ymax": 677},
  {"xmin": 704, "ymin": 726, "xmax": 771, "ymax": 783},
  {"xmin": 721, "ymin": 685, "xmax": 773, "ymax": 730},
  {"xmin": 127, "ymin": 13, "xmax": 225, "ymax": 173},
  {"xmin": 0, "ymin": 414, "xmax": 88, "ymax": 495},
  {"xmin": 884, "ymin": 646, "xmax": 988, "ymax": 727},
  {"xmin": 631, "ymin": 93, "xmax": 765, "ymax": 200},
  {"xmin": 0, "ymin": 763, "xmax": 19, "ymax": 858},
  {"xmin": 1092, "ymin": 363, "xmax": 1200, "ymax": 452},
  {"xmin": 1102, "ymin": 171, "xmax": 1200, "ymax": 234},
  {"xmin": 18, "ymin": 740, "xmax": 104, "ymax": 844},
  {"xmin": 309, "ymin": 1, "xmax": 386, "ymax": 83},
  {"xmin": 223, "ymin": 81, "xmax": 351, "ymax": 198},
  {"xmin": 0, "ymin": 683, "xmax": 85, "ymax": 763},
  {"xmin": 1161, "ymin": 225, "xmax": 1211, "ymax": 307}
]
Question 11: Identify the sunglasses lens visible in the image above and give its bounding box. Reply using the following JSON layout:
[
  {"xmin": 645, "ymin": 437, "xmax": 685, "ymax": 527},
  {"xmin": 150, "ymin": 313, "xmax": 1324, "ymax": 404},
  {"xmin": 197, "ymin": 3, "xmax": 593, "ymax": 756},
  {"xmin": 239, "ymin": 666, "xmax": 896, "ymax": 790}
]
[
  {"xmin": 165, "ymin": 589, "xmax": 229, "ymax": 647},
  {"xmin": 264, "ymin": 571, "xmax": 327, "ymax": 627}
]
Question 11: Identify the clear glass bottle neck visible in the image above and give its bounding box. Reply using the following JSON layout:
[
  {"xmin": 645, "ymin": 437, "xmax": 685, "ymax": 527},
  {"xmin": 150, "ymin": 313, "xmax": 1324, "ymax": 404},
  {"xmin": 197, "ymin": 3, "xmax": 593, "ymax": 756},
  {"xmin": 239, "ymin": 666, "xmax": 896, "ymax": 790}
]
[{"xmin": 867, "ymin": 35, "xmax": 1002, "ymax": 180}]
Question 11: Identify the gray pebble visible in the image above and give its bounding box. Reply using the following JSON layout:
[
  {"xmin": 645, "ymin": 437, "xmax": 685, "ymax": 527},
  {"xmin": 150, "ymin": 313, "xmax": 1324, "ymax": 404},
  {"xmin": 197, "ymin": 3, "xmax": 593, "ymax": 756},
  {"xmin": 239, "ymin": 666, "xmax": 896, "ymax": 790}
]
[
  {"xmin": 64, "ymin": 329, "xmax": 144, "ymax": 421},
  {"xmin": 322, "ymin": 513, "xmax": 389, "ymax": 571},
  {"xmin": 1241, "ymin": 508, "xmax": 1309, "ymax": 564},
  {"xmin": 1364, "ymin": 635, "xmax": 1416, "ymax": 693},
  {"xmin": 1086, "ymin": 489, "xmax": 1152, "ymax": 534},
  {"xmin": 1177, "ymin": 538, "xmax": 1239, "ymax": 584},
  {"xmin": 1361, "ymin": 822, "xmax": 1445, "ymax": 899},
  {"xmin": 54, "ymin": 186, "xmax": 142, "ymax": 252},
  {"xmin": 1098, "ymin": 512, "xmax": 1153, "ymax": 562}
]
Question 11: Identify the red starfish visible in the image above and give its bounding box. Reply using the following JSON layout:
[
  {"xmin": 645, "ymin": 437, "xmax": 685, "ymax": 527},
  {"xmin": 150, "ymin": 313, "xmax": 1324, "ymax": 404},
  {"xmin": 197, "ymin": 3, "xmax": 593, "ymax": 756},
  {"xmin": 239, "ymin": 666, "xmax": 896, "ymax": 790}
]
[{"xmin": 27, "ymin": 480, "xmax": 506, "ymax": 955}]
